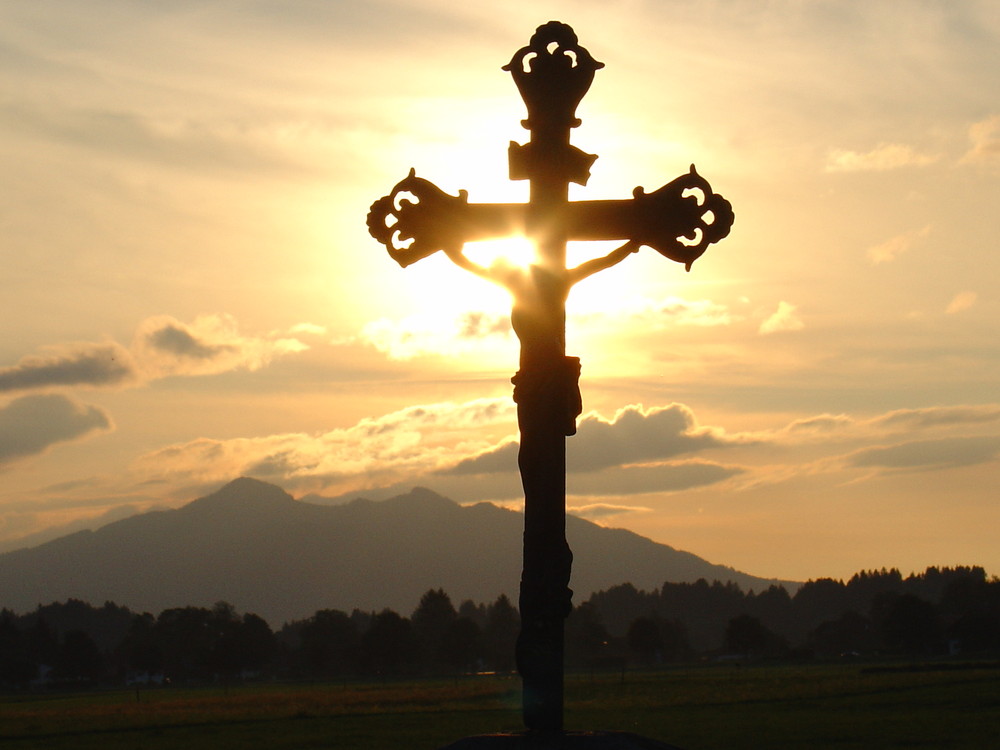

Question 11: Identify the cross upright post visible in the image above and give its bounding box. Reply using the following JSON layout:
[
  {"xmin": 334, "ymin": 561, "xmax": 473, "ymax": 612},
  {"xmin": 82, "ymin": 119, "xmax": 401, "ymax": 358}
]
[{"xmin": 367, "ymin": 21, "xmax": 733, "ymax": 734}]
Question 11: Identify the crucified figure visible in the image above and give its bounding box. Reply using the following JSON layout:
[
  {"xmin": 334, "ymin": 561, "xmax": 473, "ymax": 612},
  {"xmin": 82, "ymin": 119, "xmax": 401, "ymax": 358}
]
[
  {"xmin": 443, "ymin": 240, "xmax": 639, "ymax": 367},
  {"xmin": 443, "ymin": 240, "xmax": 641, "ymax": 721}
]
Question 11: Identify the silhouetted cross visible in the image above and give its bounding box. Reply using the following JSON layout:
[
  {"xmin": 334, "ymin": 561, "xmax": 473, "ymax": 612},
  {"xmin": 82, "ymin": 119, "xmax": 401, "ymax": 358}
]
[{"xmin": 368, "ymin": 21, "xmax": 733, "ymax": 733}]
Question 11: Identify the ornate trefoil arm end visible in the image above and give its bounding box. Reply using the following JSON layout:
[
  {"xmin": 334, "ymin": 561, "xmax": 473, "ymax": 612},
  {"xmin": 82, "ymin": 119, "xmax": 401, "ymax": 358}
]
[
  {"xmin": 366, "ymin": 168, "xmax": 470, "ymax": 268},
  {"xmin": 632, "ymin": 164, "xmax": 734, "ymax": 271}
]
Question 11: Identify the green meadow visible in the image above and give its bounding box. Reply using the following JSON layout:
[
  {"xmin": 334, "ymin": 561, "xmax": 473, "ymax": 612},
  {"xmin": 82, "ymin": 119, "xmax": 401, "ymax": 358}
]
[{"xmin": 2, "ymin": 662, "xmax": 998, "ymax": 749}]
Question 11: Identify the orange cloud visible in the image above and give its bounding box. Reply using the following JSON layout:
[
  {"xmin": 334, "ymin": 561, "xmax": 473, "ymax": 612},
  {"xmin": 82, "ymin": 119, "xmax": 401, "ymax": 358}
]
[{"xmin": 826, "ymin": 143, "xmax": 939, "ymax": 172}]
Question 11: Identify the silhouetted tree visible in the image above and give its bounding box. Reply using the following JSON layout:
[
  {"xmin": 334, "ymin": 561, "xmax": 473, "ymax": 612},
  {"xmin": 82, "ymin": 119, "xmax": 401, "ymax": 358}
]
[
  {"xmin": 807, "ymin": 610, "xmax": 874, "ymax": 658},
  {"xmin": 298, "ymin": 609, "xmax": 359, "ymax": 677},
  {"xmin": 658, "ymin": 618, "xmax": 691, "ymax": 662},
  {"xmin": 458, "ymin": 599, "xmax": 488, "ymax": 629},
  {"xmin": 207, "ymin": 602, "xmax": 244, "ymax": 677},
  {"xmin": 846, "ymin": 569, "xmax": 903, "ymax": 605},
  {"xmin": 440, "ymin": 617, "xmax": 482, "ymax": 672},
  {"xmin": 0, "ymin": 613, "xmax": 35, "ymax": 688},
  {"xmin": 588, "ymin": 583, "xmax": 653, "ymax": 636},
  {"xmin": 626, "ymin": 616, "xmax": 662, "ymax": 665},
  {"xmin": 906, "ymin": 566, "xmax": 986, "ymax": 604},
  {"xmin": 948, "ymin": 609, "xmax": 1000, "ymax": 654},
  {"xmin": 53, "ymin": 630, "xmax": 103, "ymax": 683},
  {"xmin": 349, "ymin": 609, "xmax": 372, "ymax": 634},
  {"xmin": 121, "ymin": 612, "xmax": 162, "ymax": 677},
  {"xmin": 748, "ymin": 584, "xmax": 794, "ymax": 637},
  {"xmin": 791, "ymin": 578, "xmax": 848, "ymax": 637},
  {"xmin": 411, "ymin": 588, "xmax": 457, "ymax": 671},
  {"xmin": 230, "ymin": 613, "xmax": 276, "ymax": 676},
  {"xmin": 878, "ymin": 594, "xmax": 943, "ymax": 655},
  {"xmin": 565, "ymin": 602, "xmax": 612, "ymax": 669},
  {"xmin": 659, "ymin": 579, "xmax": 746, "ymax": 652},
  {"xmin": 24, "ymin": 599, "xmax": 135, "ymax": 652},
  {"xmin": 483, "ymin": 594, "xmax": 519, "ymax": 672},
  {"xmin": 155, "ymin": 606, "xmax": 216, "ymax": 681},
  {"xmin": 361, "ymin": 609, "xmax": 419, "ymax": 676},
  {"xmin": 26, "ymin": 617, "xmax": 59, "ymax": 671},
  {"xmin": 725, "ymin": 614, "xmax": 786, "ymax": 658},
  {"xmin": 939, "ymin": 568, "xmax": 999, "ymax": 651},
  {"xmin": 624, "ymin": 615, "xmax": 691, "ymax": 665}
]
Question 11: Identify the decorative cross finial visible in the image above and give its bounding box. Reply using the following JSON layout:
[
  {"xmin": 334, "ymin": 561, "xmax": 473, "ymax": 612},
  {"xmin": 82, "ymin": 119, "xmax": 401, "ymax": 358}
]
[{"xmin": 503, "ymin": 21, "xmax": 604, "ymax": 131}]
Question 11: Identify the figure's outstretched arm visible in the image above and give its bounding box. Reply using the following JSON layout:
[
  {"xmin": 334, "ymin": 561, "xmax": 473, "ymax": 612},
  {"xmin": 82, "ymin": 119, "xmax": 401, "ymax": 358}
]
[
  {"xmin": 568, "ymin": 240, "xmax": 640, "ymax": 284},
  {"xmin": 443, "ymin": 245, "xmax": 490, "ymax": 278},
  {"xmin": 442, "ymin": 246, "xmax": 514, "ymax": 290}
]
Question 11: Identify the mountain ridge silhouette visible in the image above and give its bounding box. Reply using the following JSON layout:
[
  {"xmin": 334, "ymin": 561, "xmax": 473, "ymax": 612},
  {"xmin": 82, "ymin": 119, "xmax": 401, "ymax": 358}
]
[{"xmin": 0, "ymin": 477, "xmax": 795, "ymax": 624}]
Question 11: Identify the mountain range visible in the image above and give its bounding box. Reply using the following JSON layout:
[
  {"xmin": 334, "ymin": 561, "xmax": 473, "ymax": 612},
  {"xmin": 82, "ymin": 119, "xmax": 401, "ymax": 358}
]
[{"xmin": 0, "ymin": 477, "xmax": 794, "ymax": 625}]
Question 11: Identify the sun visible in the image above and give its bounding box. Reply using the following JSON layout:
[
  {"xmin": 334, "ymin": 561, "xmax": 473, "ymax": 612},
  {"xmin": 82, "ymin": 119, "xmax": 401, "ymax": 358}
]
[
  {"xmin": 463, "ymin": 236, "xmax": 536, "ymax": 270},
  {"xmin": 369, "ymin": 96, "xmax": 672, "ymax": 350}
]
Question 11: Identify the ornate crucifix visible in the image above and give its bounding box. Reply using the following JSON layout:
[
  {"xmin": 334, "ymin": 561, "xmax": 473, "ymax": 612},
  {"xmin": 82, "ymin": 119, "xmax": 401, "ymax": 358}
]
[{"xmin": 368, "ymin": 22, "xmax": 733, "ymax": 733}]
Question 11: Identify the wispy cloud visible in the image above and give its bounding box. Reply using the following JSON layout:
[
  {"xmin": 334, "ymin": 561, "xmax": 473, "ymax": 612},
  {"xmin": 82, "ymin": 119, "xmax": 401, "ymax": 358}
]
[
  {"xmin": 0, "ymin": 342, "xmax": 136, "ymax": 393},
  {"xmin": 445, "ymin": 440, "xmax": 518, "ymax": 475},
  {"xmin": 9, "ymin": 397, "xmax": 1000, "ymax": 546},
  {"xmin": 572, "ymin": 296, "xmax": 734, "ymax": 329},
  {"xmin": 288, "ymin": 322, "xmax": 328, "ymax": 337},
  {"xmin": 570, "ymin": 460, "xmax": 745, "ymax": 496},
  {"xmin": 131, "ymin": 398, "xmax": 518, "ymax": 490},
  {"xmin": 360, "ymin": 295, "xmax": 732, "ymax": 361},
  {"xmin": 869, "ymin": 405, "xmax": 1000, "ymax": 431},
  {"xmin": 0, "ymin": 394, "xmax": 112, "ymax": 465},
  {"xmin": 758, "ymin": 301, "xmax": 804, "ymax": 335},
  {"xmin": 0, "ymin": 315, "xmax": 311, "ymax": 396},
  {"xmin": 568, "ymin": 404, "xmax": 749, "ymax": 472},
  {"xmin": 867, "ymin": 225, "xmax": 932, "ymax": 265},
  {"xmin": 457, "ymin": 311, "xmax": 512, "ymax": 338},
  {"xmin": 0, "ymin": 100, "xmax": 354, "ymax": 179},
  {"xmin": 360, "ymin": 312, "xmax": 513, "ymax": 360},
  {"xmin": 782, "ymin": 414, "xmax": 854, "ymax": 436},
  {"xmin": 125, "ymin": 399, "xmax": 754, "ymax": 501},
  {"xmin": 569, "ymin": 502, "xmax": 652, "ymax": 520},
  {"xmin": 774, "ymin": 404, "xmax": 1000, "ymax": 449},
  {"xmin": 448, "ymin": 403, "xmax": 749, "ymax": 477},
  {"xmin": 825, "ymin": 143, "xmax": 939, "ymax": 172},
  {"xmin": 133, "ymin": 314, "xmax": 307, "ymax": 379},
  {"xmin": 961, "ymin": 115, "xmax": 1000, "ymax": 165},
  {"xmin": 768, "ymin": 405, "xmax": 1000, "ymax": 481},
  {"xmin": 632, "ymin": 297, "xmax": 734, "ymax": 328},
  {"xmin": 846, "ymin": 435, "xmax": 1000, "ymax": 472},
  {"xmin": 945, "ymin": 291, "xmax": 977, "ymax": 314}
]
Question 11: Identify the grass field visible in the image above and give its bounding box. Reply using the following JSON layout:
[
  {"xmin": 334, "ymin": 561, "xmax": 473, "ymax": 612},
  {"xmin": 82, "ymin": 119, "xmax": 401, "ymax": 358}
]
[{"xmin": 2, "ymin": 662, "xmax": 998, "ymax": 749}]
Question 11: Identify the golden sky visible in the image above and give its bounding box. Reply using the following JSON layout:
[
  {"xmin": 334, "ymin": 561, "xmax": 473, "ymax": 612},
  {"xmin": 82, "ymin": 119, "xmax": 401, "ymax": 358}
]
[{"xmin": 1, "ymin": 0, "xmax": 998, "ymax": 584}]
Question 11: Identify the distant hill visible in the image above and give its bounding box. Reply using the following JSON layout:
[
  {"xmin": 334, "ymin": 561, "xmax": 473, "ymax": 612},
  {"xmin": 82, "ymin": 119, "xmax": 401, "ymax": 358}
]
[
  {"xmin": 0, "ymin": 478, "xmax": 794, "ymax": 625},
  {"xmin": 0, "ymin": 503, "xmax": 158, "ymax": 554}
]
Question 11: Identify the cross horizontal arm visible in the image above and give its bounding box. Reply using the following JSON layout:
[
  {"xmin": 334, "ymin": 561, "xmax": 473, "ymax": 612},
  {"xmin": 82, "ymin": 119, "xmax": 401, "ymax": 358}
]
[
  {"xmin": 562, "ymin": 165, "xmax": 733, "ymax": 269},
  {"xmin": 367, "ymin": 165, "xmax": 733, "ymax": 270},
  {"xmin": 366, "ymin": 169, "xmax": 525, "ymax": 267}
]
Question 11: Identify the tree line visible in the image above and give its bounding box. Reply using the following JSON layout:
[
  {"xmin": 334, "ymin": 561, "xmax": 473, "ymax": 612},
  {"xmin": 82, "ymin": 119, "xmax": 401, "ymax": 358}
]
[
  {"xmin": 589, "ymin": 565, "xmax": 1000, "ymax": 660},
  {"xmin": 1, "ymin": 566, "xmax": 997, "ymax": 689}
]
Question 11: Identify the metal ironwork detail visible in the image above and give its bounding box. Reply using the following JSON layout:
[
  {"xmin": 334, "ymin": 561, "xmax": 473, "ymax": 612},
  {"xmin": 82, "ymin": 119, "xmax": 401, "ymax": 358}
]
[
  {"xmin": 366, "ymin": 168, "xmax": 469, "ymax": 268},
  {"xmin": 632, "ymin": 165, "xmax": 734, "ymax": 270},
  {"xmin": 366, "ymin": 21, "xmax": 735, "ymax": 734},
  {"xmin": 503, "ymin": 21, "xmax": 604, "ymax": 131}
]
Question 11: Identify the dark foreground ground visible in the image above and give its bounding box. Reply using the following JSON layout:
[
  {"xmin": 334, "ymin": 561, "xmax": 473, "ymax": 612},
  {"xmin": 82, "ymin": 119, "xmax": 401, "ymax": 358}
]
[{"xmin": 2, "ymin": 661, "xmax": 998, "ymax": 749}]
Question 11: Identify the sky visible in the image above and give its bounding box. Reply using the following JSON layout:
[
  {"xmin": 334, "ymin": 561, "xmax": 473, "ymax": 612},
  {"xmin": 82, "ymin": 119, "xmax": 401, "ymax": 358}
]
[{"xmin": 1, "ymin": 0, "xmax": 998, "ymax": 585}]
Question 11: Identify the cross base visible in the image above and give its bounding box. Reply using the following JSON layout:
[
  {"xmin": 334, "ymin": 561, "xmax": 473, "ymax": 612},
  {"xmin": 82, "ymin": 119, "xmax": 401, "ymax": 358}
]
[{"xmin": 438, "ymin": 731, "xmax": 687, "ymax": 750}]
